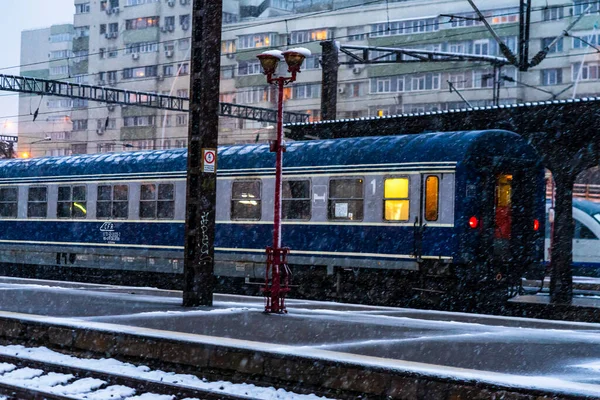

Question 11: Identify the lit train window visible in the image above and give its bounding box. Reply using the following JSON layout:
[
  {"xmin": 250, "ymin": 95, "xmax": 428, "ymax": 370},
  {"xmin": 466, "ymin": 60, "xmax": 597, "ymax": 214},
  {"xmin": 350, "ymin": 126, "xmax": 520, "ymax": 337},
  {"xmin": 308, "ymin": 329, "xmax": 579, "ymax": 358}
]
[
  {"xmin": 282, "ymin": 180, "xmax": 311, "ymax": 220},
  {"xmin": 231, "ymin": 180, "xmax": 261, "ymax": 220},
  {"xmin": 58, "ymin": 185, "xmax": 87, "ymax": 219},
  {"xmin": 328, "ymin": 178, "xmax": 364, "ymax": 221},
  {"xmin": 0, "ymin": 187, "xmax": 18, "ymax": 218},
  {"xmin": 28, "ymin": 186, "xmax": 48, "ymax": 218},
  {"xmin": 140, "ymin": 183, "xmax": 175, "ymax": 219},
  {"xmin": 384, "ymin": 177, "xmax": 409, "ymax": 221},
  {"xmin": 425, "ymin": 176, "xmax": 439, "ymax": 221},
  {"xmin": 97, "ymin": 184, "xmax": 129, "ymax": 220}
]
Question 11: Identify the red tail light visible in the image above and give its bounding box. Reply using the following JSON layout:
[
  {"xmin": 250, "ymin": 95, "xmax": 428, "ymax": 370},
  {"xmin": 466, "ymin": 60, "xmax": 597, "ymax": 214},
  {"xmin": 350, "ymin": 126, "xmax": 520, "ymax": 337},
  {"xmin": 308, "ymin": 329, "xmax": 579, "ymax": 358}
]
[
  {"xmin": 469, "ymin": 216, "xmax": 479, "ymax": 229},
  {"xmin": 533, "ymin": 219, "xmax": 540, "ymax": 231}
]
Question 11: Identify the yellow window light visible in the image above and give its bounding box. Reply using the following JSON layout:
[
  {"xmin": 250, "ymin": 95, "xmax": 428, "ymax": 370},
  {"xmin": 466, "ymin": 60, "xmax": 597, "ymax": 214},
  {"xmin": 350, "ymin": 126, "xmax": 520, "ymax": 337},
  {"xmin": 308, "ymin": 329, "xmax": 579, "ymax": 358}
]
[{"xmin": 385, "ymin": 178, "xmax": 409, "ymax": 199}]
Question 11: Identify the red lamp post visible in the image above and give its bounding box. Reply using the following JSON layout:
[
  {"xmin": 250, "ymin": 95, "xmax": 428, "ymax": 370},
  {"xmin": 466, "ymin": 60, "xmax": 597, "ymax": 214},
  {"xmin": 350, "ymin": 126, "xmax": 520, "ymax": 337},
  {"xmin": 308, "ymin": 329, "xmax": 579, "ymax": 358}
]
[{"xmin": 257, "ymin": 48, "xmax": 310, "ymax": 314}]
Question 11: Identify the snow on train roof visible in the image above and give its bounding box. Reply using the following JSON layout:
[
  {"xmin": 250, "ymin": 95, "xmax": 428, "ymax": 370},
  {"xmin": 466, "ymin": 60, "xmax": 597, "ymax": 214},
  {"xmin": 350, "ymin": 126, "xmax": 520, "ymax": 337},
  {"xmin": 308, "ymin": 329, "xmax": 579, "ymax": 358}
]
[{"xmin": 0, "ymin": 130, "xmax": 533, "ymax": 178}]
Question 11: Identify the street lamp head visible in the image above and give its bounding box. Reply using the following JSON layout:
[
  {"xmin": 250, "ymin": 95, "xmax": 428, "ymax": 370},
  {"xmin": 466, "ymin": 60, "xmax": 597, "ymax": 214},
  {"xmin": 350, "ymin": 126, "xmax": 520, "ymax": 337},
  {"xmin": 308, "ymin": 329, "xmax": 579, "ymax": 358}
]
[
  {"xmin": 257, "ymin": 50, "xmax": 284, "ymax": 76},
  {"xmin": 282, "ymin": 48, "xmax": 311, "ymax": 73}
]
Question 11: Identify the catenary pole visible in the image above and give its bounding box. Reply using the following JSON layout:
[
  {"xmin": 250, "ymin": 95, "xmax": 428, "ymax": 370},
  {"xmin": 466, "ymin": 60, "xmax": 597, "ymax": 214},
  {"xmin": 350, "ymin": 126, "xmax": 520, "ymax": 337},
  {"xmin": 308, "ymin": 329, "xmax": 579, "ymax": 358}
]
[{"xmin": 183, "ymin": 0, "xmax": 223, "ymax": 307}]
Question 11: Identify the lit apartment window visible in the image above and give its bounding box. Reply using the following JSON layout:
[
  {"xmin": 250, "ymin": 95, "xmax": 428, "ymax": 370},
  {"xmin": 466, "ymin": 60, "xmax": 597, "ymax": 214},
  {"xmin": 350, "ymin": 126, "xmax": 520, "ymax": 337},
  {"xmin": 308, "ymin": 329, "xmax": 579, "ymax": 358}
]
[
  {"xmin": 122, "ymin": 66, "xmax": 158, "ymax": 79},
  {"xmin": 221, "ymin": 40, "xmax": 236, "ymax": 54},
  {"xmin": 125, "ymin": 16, "xmax": 160, "ymax": 30},
  {"xmin": 237, "ymin": 33, "xmax": 274, "ymax": 49}
]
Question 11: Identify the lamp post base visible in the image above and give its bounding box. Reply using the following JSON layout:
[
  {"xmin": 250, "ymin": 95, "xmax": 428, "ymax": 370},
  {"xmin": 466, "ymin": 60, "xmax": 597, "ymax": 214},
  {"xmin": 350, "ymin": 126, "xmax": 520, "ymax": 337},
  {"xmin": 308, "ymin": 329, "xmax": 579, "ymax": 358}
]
[{"xmin": 262, "ymin": 247, "xmax": 291, "ymax": 313}]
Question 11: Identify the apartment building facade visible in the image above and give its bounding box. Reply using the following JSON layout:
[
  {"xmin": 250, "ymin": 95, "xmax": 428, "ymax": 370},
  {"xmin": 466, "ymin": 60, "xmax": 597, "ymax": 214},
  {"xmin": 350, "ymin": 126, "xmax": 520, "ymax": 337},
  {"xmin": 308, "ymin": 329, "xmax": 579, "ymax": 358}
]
[{"xmin": 19, "ymin": 0, "xmax": 600, "ymax": 156}]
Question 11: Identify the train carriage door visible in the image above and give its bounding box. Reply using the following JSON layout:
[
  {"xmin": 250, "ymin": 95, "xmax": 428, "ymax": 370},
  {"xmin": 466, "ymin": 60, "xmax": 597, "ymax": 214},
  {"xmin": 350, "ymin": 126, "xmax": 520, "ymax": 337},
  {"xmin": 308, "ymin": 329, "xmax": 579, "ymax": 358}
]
[
  {"xmin": 494, "ymin": 174, "xmax": 513, "ymax": 258},
  {"xmin": 414, "ymin": 174, "xmax": 440, "ymax": 260}
]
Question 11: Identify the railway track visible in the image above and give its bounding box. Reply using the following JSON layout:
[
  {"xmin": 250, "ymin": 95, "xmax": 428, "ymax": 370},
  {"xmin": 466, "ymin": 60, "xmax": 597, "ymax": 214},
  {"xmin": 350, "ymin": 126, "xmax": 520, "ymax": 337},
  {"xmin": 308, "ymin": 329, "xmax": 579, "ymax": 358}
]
[{"xmin": 0, "ymin": 353, "xmax": 253, "ymax": 400}]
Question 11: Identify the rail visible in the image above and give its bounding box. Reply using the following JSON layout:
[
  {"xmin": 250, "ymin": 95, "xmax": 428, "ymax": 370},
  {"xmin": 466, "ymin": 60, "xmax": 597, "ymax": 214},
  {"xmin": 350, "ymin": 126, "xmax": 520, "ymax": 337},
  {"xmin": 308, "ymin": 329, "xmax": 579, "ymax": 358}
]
[{"xmin": 0, "ymin": 353, "xmax": 252, "ymax": 400}]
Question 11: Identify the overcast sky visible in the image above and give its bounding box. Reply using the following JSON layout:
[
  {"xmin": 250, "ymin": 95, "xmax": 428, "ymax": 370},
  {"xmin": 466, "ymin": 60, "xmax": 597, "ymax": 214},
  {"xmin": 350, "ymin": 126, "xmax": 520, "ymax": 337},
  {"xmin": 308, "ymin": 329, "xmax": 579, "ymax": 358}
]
[{"xmin": 0, "ymin": 0, "xmax": 73, "ymax": 135}]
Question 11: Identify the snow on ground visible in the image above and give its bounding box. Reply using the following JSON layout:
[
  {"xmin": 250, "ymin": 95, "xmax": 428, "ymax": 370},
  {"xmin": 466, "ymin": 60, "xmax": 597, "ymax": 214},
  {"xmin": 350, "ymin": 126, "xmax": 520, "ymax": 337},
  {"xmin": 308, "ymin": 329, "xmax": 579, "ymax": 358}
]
[{"xmin": 0, "ymin": 345, "xmax": 331, "ymax": 400}]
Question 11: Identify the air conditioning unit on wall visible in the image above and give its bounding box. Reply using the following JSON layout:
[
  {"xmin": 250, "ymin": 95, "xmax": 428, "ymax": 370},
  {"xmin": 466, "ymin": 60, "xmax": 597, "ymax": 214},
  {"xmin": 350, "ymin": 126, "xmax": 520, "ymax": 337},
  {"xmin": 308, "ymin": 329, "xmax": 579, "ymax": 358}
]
[{"xmin": 353, "ymin": 67, "xmax": 362, "ymax": 75}]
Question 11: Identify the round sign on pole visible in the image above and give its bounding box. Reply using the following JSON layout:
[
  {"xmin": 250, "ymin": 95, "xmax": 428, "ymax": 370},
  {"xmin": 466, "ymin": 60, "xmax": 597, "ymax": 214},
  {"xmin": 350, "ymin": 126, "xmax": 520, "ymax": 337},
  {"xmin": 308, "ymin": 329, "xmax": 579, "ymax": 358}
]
[{"xmin": 202, "ymin": 149, "xmax": 216, "ymax": 173}]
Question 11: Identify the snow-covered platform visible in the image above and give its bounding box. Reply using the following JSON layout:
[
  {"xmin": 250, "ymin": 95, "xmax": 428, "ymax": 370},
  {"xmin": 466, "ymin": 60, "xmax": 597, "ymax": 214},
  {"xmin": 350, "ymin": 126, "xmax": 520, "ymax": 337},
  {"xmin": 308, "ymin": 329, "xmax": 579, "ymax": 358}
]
[{"xmin": 0, "ymin": 277, "xmax": 598, "ymax": 399}]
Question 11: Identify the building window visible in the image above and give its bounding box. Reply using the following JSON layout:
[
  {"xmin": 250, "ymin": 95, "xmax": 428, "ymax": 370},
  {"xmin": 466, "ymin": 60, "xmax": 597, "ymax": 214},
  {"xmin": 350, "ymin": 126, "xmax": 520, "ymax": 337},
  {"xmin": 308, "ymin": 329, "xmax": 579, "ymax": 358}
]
[
  {"xmin": 543, "ymin": 5, "xmax": 564, "ymax": 21},
  {"xmin": 221, "ymin": 40, "xmax": 236, "ymax": 54},
  {"xmin": 425, "ymin": 176, "xmax": 439, "ymax": 221},
  {"xmin": 237, "ymin": 33, "xmax": 274, "ymax": 49},
  {"xmin": 231, "ymin": 180, "xmax": 261, "ymax": 220},
  {"xmin": 370, "ymin": 18, "xmax": 438, "ymax": 37},
  {"xmin": 384, "ymin": 177, "xmax": 409, "ymax": 221},
  {"xmin": 97, "ymin": 143, "xmax": 116, "ymax": 153},
  {"xmin": 542, "ymin": 37, "xmax": 563, "ymax": 53},
  {"xmin": 179, "ymin": 14, "xmax": 190, "ymax": 28},
  {"xmin": 163, "ymin": 65, "xmax": 174, "ymax": 76},
  {"xmin": 473, "ymin": 39, "xmax": 490, "ymax": 55},
  {"xmin": 75, "ymin": 3, "xmax": 90, "ymax": 13},
  {"xmin": 140, "ymin": 183, "xmax": 175, "ymax": 219},
  {"xmin": 72, "ymin": 120, "xmax": 88, "ymax": 131},
  {"xmin": 176, "ymin": 114, "xmax": 187, "ymax": 126},
  {"xmin": 97, "ymin": 185, "xmax": 128, "ymax": 219},
  {"xmin": 178, "ymin": 38, "xmax": 190, "ymax": 50},
  {"xmin": 347, "ymin": 26, "xmax": 366, "ymax": 41},
  {"xmin": 0, "ymin": 187, "xmax": 18, "ymax": 218},
  {"xmin": 58, "ymin": 186, "xmax": 87, "ymax": 219},
  {"xmin": 542, "ymin": 68, "xmax": 563, "ymax": 85},
  {"xmin": 473, "ymin": 69, "xmax": 494, "ymax": 88},
  {"xmin": 177, "ymin": 63, "xmax": 189, "ymax": 75},
  {"xmin": 282, "ymin": 180, "xmax": 311, "ymax": 220},
  {"xmin": 164, "ymin": 16, "xmax": 175, "ymax": 30},
  {"xmin": 408, "ymin": 73, "xmax": 440, "ymax": 92},
  {"xmin": 123, "ymin": 66, "xmax": 158, "ymax": 79},
  {"xmin": 572, "ymin": 62, "xmax": 600, "ymax": 81},
  {"xmin": 292, "ymin": 83, "xmax": 321, "ymax": 99},
  {"xmin": 123, "ymin": 116, "xmax": 156, "ymax": 127},
  {"xmin": 50, "ymin": 66, "xmax": 69, "ymax": 76},
  {"xmin": 574, "ymin": 0, "xmax": 599, "ymax": 15},
  {"xmin": 125, "ymin": 16, "xmax": 159, "ymax": 30},
  {"xmin": 238, "ymin": 60, "xmax": 262, "ymax": 76},
  {"xmin": 49, "ymin": 33, "xmax": 72, "ymax": 43},
  {"xmin": 97, "ymin": 118, "xmax": 116, "ymax": 130},
  {"xmin": 126, "ymin": 42, "xmax": 158, "ymax": 54},
  {"xmin": 328, "ymin": 178, "xmax": 363, "ymax": 221},
  {"xmin": 28, "ymin": 187, "xmax": 47, "ymax": 218}
]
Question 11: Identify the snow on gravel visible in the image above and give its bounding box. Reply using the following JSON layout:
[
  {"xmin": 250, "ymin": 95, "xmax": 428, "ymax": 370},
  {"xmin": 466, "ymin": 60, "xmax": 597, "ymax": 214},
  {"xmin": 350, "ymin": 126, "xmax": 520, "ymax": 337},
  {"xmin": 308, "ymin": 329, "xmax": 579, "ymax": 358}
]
[{"xmin": 0, "ymin": 345, "xmax": 331, "ymax": 400}]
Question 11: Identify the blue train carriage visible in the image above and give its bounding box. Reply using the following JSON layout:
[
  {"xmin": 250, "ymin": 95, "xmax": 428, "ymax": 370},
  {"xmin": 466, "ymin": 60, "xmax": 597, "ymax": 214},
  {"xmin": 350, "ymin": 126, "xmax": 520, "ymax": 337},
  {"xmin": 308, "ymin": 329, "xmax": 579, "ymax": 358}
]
[
  {"xmin": 0, "ymin": 130, "xmax": 545, "ymax": 305},
  {"xmin": 219, "ymin": 130, "xmax": 546, "ymax": 304}
]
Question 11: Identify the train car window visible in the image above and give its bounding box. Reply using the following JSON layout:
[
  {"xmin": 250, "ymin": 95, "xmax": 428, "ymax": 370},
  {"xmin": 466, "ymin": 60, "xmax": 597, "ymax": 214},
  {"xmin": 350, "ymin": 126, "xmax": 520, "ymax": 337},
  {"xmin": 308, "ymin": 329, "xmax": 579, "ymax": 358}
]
[
  {"xmin": 425, "ymin": 176, "xmax": 439, "ymax": 221},
  {"xmin": 328, "ymin": 178, "xmax": 364, "ymax": 221},
  {"xmin": 231, "ymin": 180, "xmax": 261, "ymax": 220},
  {"xmin": 282, "ymin": 180, "xmax": 311, "ymax": 220},
  {"xmin": 0, "ymin": 187, "xmax": 18, "ymax": 218},
  {"xmin": 140, "ymin": 183, "xmax": 175, "ymax": 219},
  {"xmin": 57, "ymin": 185, "xmax": 87, "ymax": 219},
  {"xmin": 27, "ymin": 186, "xmax": 47, "ymax": 218},
  {"xmin": 575, "ymin": 221, "xmax": 598, "ymax": 240},
  {"xmin": 384, "ymin": 177, "xmax": 409, "ymax": 221},
  {"xmin": 97, "ymin": 184, "xmax": 129, "ymax": 219}
]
